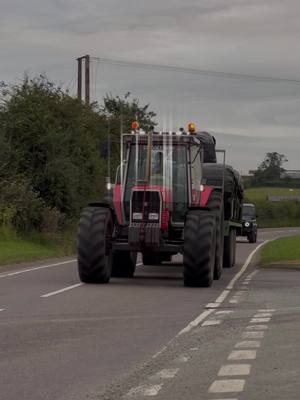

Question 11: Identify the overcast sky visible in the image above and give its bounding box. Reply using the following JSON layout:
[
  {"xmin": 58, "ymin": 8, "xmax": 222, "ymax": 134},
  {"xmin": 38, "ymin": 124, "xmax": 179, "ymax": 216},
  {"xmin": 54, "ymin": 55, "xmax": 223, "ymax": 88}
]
[{"xmin": 1, "ymin": 0, "xmax": 300, "ymax": 172}]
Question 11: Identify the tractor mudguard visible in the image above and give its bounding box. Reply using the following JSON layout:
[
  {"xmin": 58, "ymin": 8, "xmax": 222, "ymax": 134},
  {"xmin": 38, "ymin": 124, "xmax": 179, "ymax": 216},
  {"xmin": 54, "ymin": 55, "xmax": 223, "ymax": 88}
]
[{"xmin": 88, "ymin": 202, "xmax": 116, "ymax": 222}]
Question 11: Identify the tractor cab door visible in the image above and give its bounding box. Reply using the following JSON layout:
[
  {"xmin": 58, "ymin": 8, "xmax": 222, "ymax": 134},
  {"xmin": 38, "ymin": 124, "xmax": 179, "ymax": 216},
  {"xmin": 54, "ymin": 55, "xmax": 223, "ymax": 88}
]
[{"xmin": 189, "ymin": 145, "xmax": 202, "ymax": 207}]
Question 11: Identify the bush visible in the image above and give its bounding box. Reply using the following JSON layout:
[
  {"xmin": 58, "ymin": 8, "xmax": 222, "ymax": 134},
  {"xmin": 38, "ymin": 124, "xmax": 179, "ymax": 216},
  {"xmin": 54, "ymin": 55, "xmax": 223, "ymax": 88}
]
[{"xmin": 254, "ymin": 200, "xmax": 300, "ymax": 228}]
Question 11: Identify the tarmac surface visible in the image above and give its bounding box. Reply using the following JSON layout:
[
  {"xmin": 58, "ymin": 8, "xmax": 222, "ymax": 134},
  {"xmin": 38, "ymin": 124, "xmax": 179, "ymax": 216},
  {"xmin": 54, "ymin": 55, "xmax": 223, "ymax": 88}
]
[{"xmin": 0, "ymin": 227, "xmax": 299, "ymax": 400}]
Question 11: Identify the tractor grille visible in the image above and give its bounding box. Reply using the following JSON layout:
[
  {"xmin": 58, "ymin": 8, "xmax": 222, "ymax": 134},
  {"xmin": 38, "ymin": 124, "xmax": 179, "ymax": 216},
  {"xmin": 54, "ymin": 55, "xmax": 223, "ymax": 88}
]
[{"xmin": 131, "ymin": 191, "xmax": 161, "ymax": 223}]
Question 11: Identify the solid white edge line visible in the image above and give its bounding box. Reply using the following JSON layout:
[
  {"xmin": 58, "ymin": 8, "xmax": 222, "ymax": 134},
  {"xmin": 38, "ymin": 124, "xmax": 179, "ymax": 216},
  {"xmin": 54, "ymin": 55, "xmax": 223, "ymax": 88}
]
[
  {"xmin": 178, "ymin": 240, "xmax": 268, "ymax": 336},
  {"xmin": 226, "ymin": 240, "xmax": 270, "ymax": 290},
  {"xmin": 177, "ymin": 309, "xmax": 214, "ymax": 335},
  {"xmin": 41, "ymin": 283, "xmax": 84, "ymax": 298},
  {"xmin": 0, "ymin": 259, "xmax": 76, "ymax": 279}
]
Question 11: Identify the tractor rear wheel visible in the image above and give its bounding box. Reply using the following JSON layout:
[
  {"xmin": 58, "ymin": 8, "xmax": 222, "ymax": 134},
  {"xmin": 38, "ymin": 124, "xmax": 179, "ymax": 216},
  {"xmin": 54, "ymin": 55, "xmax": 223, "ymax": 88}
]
[
  {"xmin": 77, "ymin": 207, "xmax": 113, "ymax": 283},
  {"xmin": 111, "ymin": 251, "xmax": 137, "ymax": 278},
  {"xmin": 183, "ymin": 211, "xmax": 216, "ymax": 287},
  {"xmin": 206, "ymin": 190, "xmax": 224, "ymax": 280}
]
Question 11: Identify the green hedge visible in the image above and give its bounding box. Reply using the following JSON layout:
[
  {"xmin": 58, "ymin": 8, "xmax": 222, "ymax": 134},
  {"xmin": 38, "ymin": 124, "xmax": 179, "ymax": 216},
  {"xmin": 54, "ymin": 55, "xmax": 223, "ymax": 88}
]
[{"xmin": 254, "ymin": 200, "xmax": 300, "ymax": 228}]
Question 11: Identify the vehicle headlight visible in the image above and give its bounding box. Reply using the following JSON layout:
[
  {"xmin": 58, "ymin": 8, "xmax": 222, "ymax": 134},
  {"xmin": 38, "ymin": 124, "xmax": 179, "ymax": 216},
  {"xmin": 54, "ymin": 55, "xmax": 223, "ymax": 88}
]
[
  {"xmin": 245, "ymin": 222, "xmax": 250, "ymax": 227},
  {"xmin": 132, "ymin": 212, "xmax": 143, "ymax": 220},
  {"xmin": 148, "ymin": 212, "xmax": 159, "ymax": 221}
]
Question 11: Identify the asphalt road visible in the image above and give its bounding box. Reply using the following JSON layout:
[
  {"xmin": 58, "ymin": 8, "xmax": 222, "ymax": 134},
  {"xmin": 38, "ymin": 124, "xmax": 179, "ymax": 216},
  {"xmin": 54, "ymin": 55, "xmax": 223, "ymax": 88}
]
[{"xmin": 0, "ymin": 228, "xmax": 299, "ymax": 400}]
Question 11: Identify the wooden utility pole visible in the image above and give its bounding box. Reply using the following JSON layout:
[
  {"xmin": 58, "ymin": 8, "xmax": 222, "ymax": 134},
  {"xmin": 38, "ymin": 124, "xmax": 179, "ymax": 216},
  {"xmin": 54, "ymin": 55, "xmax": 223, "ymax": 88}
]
[
  {"xmin": 85, "ymin": 55, "xmax": 90, "ymax": 105},
  {"xmin": 77, "ymin": 57, "xmax": 82, "ymax": 101},
  {"xmin": 77, "ymin": 55, "xmax": 90, "ymax": 105}
]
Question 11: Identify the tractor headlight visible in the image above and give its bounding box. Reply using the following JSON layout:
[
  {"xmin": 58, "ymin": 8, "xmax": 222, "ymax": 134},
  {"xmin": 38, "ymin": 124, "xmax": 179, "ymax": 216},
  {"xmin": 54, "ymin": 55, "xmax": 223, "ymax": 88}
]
[
  {"xmin": 132, "ymin": 212, "xmax": 143, "ymax": 220},
  {"xmin": 245, "ymin": 222, "xmax": 250, "ymax": 227},
  {"xmin": 148, "ymin": 213, "xmax": 159, "ymax": 221}
]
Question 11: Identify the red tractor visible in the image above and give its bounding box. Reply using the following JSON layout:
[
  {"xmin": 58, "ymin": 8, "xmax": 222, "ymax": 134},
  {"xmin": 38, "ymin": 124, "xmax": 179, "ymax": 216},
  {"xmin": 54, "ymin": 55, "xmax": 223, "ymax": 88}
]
[{"xmin": 77, "ymin": 124, "xmax": 243, "ymax": 287}]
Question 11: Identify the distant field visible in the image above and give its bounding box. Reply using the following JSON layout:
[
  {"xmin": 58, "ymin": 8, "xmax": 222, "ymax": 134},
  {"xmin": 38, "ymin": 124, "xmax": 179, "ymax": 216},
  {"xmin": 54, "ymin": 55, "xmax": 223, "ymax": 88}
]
[
  {"xmin": 261, "ymin": 235, "xmax": 300, "ymax": 264},
  {"xmin": 244, "ymin": 187, "xmax": 300, "ymax": 202}
]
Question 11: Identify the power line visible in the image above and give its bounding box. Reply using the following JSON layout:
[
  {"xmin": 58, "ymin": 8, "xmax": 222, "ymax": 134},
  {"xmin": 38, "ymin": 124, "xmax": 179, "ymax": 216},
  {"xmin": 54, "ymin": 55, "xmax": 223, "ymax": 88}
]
[{"xmin": 91, "ymin": 56, "xmax": 300, "ymax": 85}]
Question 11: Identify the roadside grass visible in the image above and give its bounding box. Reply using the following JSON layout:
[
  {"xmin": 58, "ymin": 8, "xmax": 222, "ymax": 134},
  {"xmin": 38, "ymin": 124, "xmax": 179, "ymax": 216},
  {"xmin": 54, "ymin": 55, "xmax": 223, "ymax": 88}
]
[
  {"xmin": 245, "ymin": 187, "xmax": 300, "ymax": 202},
  {"xmin": 0, "ymin": 227, "xmax": 76, "ymax": 267},
  {"xmin": 261, "ymin": 235, "xmax": 300, "ymax": 265}
]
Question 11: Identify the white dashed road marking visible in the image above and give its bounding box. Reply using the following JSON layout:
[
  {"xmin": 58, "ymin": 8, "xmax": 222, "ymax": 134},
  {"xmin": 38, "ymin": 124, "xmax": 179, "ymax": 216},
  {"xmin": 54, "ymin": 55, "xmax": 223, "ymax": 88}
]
[
  {"xmin": 0, "ymin": 259, "xmax": 76, "ymax": 279},
  {"xmin": 250, "ymin": 317, "xmax": 271, "ymax": 323},
  {"xmin": 202, "ymin": 319, "xmax": 221, "ymax": 326},
  {"xmin": 0, "ymin": 308, "xmax": 5, "ymax": 312},
  {"xmin": 216, "ymin": 310, "xmax": 234, "ymax": 315},
  {"xmin": 150, "ymin": 368, "xmax": 179, "ymax": 380},
  {"xmin": 254, "ymin": 312, "xmax": 272, "ymax": 318},
  {"xmin": 208, "ymin": 379, "xmax": 246, "ymax": 393},
  {"xmin": 242, "ymin": 331, "xmax": 265, "ymax": 339},
  {"xmin": 41, "ymin": 283, "xmax": 84, "ymax": 298},
  {"xmin": 228, "ymin": 350, "xmax": 257, "ymax": 360},
  {"xmin": 235, "ymin": 341, "xmax": 261, "ymax": 348},
  {"xmin": 218, "ymin": 364, "xmax": 251, "ymax": 376},
  {"xmin": 126, "ymin": 384, "xmax": 163, "ymax": 397},
  {"xmin": 246, "ymin": 324, "xmax": 269, "ymax": 331},
  {"xmin": 174, "ymin": 355, "xmax": 189, "ymax": 363}
]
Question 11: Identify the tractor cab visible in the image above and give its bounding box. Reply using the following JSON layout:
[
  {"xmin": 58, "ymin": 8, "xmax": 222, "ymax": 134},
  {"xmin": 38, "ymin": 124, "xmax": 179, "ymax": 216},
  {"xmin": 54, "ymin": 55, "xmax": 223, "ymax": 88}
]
[{"xmin": 114, "ymin": 127, "xmax": 203, "ymax": 242}]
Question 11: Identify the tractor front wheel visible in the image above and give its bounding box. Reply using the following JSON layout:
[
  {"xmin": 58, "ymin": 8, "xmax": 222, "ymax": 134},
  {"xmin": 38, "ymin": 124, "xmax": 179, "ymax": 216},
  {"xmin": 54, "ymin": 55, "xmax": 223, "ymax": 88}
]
[
  {"xmin": 77, "ymin": 207, "xmax": 113, "ymax": 283},
  {"xmin": 223, "ymin": 228, "xmax": 236, "ymax": 268}
]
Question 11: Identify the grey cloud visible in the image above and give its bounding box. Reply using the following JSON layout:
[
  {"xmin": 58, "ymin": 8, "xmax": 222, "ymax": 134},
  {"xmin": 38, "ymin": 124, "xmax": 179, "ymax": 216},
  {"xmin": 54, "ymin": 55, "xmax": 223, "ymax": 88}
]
[{"xmin": 1, "ymin": 0, "xmax": 300, "ymax": 171}]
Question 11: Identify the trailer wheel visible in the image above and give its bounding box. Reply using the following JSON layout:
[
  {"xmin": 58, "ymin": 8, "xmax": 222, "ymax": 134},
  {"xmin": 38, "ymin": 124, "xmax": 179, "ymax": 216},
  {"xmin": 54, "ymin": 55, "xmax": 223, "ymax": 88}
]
[
  {"xmin": 223, "ymin": 227, "xmax": 235, "ymax": 268},
  {"xmin": 232, "ymin": 228, "xmax": 236, "ymax": 266},
  {"xmin": 77, "ymin": 207, "xmax": 113, "ymax": 283},
  {"xmin": 206, "ymin": 190, "xmax": 224, "ymax": 280},
  {"xmin": 111, "ymin": 251, "xmax": 137, "ymax": 278},
  {"xmin": 183, "ymin": 211, "xmax": 216, "ymax": 287}
]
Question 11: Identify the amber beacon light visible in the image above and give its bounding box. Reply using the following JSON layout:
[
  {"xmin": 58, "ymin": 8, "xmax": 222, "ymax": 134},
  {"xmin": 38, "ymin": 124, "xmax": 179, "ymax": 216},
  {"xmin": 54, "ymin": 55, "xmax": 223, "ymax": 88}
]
[
  {"xmin": 131, "ymin": 121, "xmax": 140, "ymax": 130},
  {"xmin": 188, "ymin": 122, "xmax": 196, "ymax": 134}
]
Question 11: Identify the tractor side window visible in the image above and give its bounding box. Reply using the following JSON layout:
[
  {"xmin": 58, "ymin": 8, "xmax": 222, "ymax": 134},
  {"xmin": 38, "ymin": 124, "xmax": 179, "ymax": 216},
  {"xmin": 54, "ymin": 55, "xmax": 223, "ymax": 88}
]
[
  {"xmin": 190, "ymin": 146, "xmax": 202, "ymax": 205},
  {"xmin": 171, "ymin": 145, "xmax": 188, "ymax": 223}
]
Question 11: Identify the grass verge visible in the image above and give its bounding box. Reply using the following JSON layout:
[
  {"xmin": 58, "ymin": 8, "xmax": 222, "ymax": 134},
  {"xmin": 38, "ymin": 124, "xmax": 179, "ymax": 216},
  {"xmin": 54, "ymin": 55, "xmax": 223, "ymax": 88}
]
[
  {"xmin": 245, "ymin": 187, "xmax": 300, "ymax": 202},
  {"xmin": 261, "ymin": 235, "xmax": 300, "ymax": 265},
  {"xmin": 0, "ymin": 228, "xmax": 76, "ymax": 267}
]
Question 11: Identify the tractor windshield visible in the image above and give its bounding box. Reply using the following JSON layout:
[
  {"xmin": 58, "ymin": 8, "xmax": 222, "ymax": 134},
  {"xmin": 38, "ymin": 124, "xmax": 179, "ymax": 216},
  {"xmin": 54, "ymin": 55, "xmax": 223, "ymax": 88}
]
[{"xmin": 123, "ymin": 137, "xmax": 188, "ymax": 223}]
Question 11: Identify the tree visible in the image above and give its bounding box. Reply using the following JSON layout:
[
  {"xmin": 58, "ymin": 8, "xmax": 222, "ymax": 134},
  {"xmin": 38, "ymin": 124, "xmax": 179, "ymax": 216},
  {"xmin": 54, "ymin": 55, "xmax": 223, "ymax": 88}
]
[
  {"xmin": 253, "ymin": 152, "xmax": 288, "ymax": 185},
  {"xmin": 100, "ymin": 92, "xmax": 157, "ymax": 174},
  {"xmin": 0, "ymin": 75, "xmax": 105, "ymax": 218},
  {"xmin": 0, "ymin": 76, "xmax": 157, "ymax": 232}
]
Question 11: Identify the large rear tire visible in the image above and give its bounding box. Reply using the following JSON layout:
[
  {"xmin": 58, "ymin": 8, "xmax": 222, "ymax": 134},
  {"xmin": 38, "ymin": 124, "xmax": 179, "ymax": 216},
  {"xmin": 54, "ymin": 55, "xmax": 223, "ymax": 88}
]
[
  {"xmin": 183, "ymin": 211, "xmax": 216, "ymax": 287},
  {"xmin": 206, "ymin": 190, "xmax": 224, "ymax": 280},
  {"xmin": 111, "ymin": 251, "xmax": 137, "ymax": 278},
  {"xmin": 77, "ymin": 207, "xmax": 113, "ymax": 283}
]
